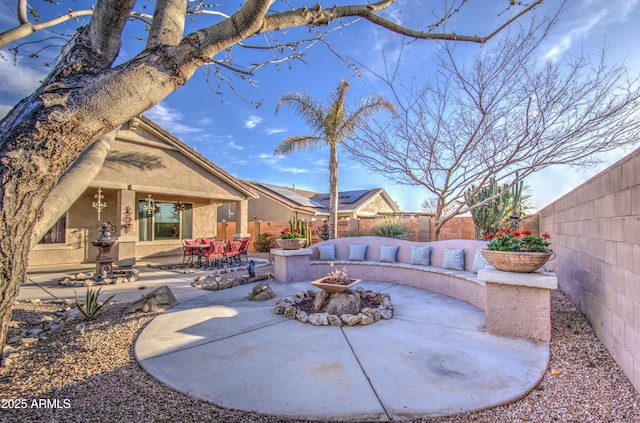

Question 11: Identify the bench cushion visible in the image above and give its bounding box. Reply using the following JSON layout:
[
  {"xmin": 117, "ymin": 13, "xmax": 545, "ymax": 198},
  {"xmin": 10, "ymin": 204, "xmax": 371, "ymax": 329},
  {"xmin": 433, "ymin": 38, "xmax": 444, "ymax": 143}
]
[
  {"xmin": 380, "ymin": 245, "xmax": 399, "ymax": 263},
  {"xmin": 410, "ymin": 246, "xmax": 431, "ymax": 266},
  {"xmin": 443, "ymin": 248, "xmax": 465, "ymax": 271}
]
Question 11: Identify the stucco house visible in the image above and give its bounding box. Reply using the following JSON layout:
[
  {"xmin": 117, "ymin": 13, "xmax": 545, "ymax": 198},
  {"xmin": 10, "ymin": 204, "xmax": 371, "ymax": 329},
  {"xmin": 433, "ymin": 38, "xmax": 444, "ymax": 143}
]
[
  {"xmin": 28, "ymin": 115, "xmax": 257, "ymax": 269},
  {"xmin": 218, "ymin": 181, "xmax": 401, "ymax": 222}
]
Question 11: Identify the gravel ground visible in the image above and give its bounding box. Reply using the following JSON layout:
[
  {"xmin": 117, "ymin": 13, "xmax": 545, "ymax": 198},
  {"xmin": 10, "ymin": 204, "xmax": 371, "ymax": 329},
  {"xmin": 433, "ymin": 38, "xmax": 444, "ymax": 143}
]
[{"xmin": 1, "ymin": 275, "xmax": 639, "ymax": 423}]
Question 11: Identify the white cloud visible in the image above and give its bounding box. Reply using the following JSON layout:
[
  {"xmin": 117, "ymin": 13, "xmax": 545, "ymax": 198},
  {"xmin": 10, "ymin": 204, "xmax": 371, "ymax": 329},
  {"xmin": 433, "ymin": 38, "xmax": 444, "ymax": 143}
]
[
  {"xmin": 0, "ymin": 53, "xmax": 47, "ymax": 97},
  {"xmin": 228, "ymin": 141, "xmax": 244, "ymax": 150},
  {"xmin": 279, "ymin": 167, "xmax": 310, "ymax": 174},
  {"xmin": 544, "ymin": 0, "xmax": 639, "ymax": 61},
  {"xmin": 245, "ymin": 115, "xmax": 262, "ymax": 129},
  {"xmin": 144, "ymin": 103, "xmax": 204, "ymax": 138},
  {"xmin": 266, "ymin": 127, "xmax": 287, "ymax": 135}
]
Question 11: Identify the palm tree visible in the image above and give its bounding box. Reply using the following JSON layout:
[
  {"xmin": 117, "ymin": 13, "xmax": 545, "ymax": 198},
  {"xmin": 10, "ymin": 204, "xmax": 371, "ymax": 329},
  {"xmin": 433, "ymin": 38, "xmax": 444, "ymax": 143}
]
[{"xmin": 274, "ymin": 80, "xmax": 394, "ymax": 239}]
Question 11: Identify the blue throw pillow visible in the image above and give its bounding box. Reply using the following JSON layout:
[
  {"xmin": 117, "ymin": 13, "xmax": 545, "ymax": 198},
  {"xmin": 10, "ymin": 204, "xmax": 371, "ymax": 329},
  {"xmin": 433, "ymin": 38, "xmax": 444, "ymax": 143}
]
[
  {"xmin": 317, "ymin": 245, "xmax": 336, "ymax": 261},
  {"xmin": 472, "ymin": 249, "xmax": 490, "ymax": 273},
  {"xmin": 442, "ymin": 248, "xmax": 465, "ymax": 271},
  {"xmin": 379, "ymin": 245, "xmax": 398, "ymax": 263},
  {"xmin": 348, "ymin": 244, "xmax": 368, "ymax": 261},
  {"xmin": 410, "ymin": 246, "xmax": 431, "ymax": 266}
]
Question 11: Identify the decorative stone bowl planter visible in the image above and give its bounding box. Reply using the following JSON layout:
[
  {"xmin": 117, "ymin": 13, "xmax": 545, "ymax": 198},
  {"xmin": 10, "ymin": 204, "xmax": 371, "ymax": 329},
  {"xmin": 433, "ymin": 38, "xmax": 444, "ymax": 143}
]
[
  {"xmin": 310, "ymin": 278, "xmax": 361, "ymax": 293},
  {"xmin": 480, "ymin": 249, "xmax": 552, "ymax": 273},
  {"xmin": 275, "ymin": 238, "xmax": 307, "ymax": 250}
]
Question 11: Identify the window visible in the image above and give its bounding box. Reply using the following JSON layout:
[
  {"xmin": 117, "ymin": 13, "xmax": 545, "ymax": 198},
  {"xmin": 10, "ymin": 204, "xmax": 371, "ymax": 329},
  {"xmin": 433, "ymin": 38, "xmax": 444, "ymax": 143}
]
[
  {"xmin": 138, "ymin": 201, "xmax": 192, "ymax": 241},
  {"xmin": 38, "ymin": 214, "xmax": 67, "ymax": 244}
]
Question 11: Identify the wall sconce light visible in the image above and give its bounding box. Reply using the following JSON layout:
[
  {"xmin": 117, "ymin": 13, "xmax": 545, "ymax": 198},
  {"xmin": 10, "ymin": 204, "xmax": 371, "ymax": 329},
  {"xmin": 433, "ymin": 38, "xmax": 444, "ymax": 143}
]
[
  {"xmin": 143, "ymin": 194, "xmax": 155, "ymax": 217},
  {"xmin": 92, "ymin": 187, "xmax": 107, "ymax": 220},
  {"xmin": 122, "ymin": 206, "xmax": 133, "ymax": 233}
]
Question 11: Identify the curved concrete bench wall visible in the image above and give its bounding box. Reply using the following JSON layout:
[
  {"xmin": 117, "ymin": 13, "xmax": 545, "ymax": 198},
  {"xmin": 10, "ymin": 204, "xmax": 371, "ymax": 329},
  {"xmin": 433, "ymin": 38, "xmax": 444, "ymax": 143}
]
[
  {"xmin": 305, "ymin": 237, "xmax": 488, "ymax": 310},
  {"xmin": 272, "ymin": 236, "xmax": 557, "ymax": 342}
]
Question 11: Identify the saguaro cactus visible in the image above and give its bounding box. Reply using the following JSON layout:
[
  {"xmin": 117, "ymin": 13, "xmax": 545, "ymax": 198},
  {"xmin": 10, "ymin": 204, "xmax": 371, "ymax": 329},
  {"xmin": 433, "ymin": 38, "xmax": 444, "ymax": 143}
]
[{"xmin": 467, "ymin": 178, "xmax": 511, "ymax": 240}]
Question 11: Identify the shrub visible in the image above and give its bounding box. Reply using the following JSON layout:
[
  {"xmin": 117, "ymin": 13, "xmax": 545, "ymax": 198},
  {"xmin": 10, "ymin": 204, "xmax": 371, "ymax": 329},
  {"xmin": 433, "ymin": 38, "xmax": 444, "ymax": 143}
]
[
  {"xmin": 253, "ymin": 233, "xmax": 273, "ymax": 252},
  {"xmin": 75, "ymin": 287, "xmax": 115, "ymax": 320},
  {"xmin": 369, "ymin": 218, "xmax": 413, "ymax": 240}
]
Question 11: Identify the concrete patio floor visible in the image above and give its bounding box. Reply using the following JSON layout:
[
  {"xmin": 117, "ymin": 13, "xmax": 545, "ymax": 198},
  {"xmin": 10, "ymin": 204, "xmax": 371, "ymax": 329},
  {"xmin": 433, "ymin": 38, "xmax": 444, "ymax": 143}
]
[
  {"xmin": 134, "ymin": 279, "xmax": 549, "ymax": 422},
  {"xmin": 20, "ymin": 261, "xmax": 549, "ymax": 421}
]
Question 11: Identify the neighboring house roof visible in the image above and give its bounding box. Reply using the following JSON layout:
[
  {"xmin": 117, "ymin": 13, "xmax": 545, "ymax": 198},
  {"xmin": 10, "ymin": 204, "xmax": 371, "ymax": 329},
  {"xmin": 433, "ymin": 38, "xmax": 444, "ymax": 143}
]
[
  {"xmin": 246, "ymin": 181, "xmax": 401, "ymax": 217},
  {"xmin": 134, "ymin": 115, "xmax": 258, "ymax": 199}
]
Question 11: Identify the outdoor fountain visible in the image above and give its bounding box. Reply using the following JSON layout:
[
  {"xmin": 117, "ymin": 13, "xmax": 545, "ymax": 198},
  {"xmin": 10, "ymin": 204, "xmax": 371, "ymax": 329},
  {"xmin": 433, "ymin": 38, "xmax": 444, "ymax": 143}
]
[
  {"xmin": 58, "ymin": 222, "xmax": 140, "ymax": 287},
  {"xmin": 91, "ymin": 222, "xmax": 118, "ymax": 277}
]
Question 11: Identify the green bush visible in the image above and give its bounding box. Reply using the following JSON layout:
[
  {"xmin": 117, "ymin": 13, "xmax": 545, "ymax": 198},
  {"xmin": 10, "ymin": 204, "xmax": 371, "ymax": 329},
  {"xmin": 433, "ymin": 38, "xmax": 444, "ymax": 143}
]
[
  {"xmin": 253, "ymin": 233, "xmax": 273, "ymax": 252},
  {"xmin": 75, "ymin": 287, "xmax": 115, "ymax": 321},
  {"xmin": 369, "ymin": 218, "xmax": 413, "ymax": 240}
]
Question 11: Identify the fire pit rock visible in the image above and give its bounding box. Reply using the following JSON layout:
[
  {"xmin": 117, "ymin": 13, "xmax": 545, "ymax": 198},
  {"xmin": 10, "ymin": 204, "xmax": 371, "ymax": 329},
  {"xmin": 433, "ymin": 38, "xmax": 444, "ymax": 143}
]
[{"xmin": 275, "ymin": 287, "xmax": 393, "ymax": 327}]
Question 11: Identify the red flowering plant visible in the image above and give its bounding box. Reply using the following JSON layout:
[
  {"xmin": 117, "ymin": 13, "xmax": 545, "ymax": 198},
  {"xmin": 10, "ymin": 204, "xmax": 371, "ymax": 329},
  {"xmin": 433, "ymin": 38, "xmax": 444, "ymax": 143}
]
[
  {"xmin": 485, "ymin": 228, "xmax": 551, "ymax": 252},
  {"xmin": 280, "ymin": 228, "xmax": 305, "ymax": 239}
]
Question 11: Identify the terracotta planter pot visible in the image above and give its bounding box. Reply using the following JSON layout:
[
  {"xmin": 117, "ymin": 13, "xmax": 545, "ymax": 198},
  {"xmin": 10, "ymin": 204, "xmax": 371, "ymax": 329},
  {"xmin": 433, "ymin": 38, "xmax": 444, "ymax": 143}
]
[
  {"xmin": 480, "ymin": 249, "xmax": 552, "ymax": 273},
  {"xmin": 310, "ymin": 278, "xmax": 362, "ymax": 293},
  {"xmin": 275, "ymin": 238, "xmax": 307, "ymax": 250}
]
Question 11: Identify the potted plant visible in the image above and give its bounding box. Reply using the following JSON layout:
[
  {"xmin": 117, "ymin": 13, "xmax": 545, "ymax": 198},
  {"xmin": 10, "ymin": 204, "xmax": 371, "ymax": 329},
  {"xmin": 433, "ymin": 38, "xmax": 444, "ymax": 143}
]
[
  {"xmin": 481, "ymin": 228, "xmax": 553, "ymax": 273},
  {"xmin": 275, "ymin": 228, "xmax": 307, "ymax": 250},
  {"xmin": 310, "ymin": 263, "xmax": 361, "ymax": 293}
]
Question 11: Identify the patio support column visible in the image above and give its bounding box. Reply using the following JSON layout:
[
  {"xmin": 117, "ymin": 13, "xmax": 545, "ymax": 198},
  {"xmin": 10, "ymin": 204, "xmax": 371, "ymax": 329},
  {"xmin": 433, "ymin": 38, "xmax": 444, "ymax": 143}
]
[
  {"xmin": 233, "ymin": 199, "xmax": 250, "ymax": 239},
  {"xmin": 116, "ymin": 189, "xmax": 137, "ymax": 267}
]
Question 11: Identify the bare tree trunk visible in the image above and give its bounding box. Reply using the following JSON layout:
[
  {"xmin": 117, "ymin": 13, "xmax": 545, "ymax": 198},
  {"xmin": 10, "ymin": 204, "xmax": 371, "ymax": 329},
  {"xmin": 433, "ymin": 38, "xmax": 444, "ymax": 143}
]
[{"xmin": 30, "ymin": 131, "xmax": 116, "ymax": 246}]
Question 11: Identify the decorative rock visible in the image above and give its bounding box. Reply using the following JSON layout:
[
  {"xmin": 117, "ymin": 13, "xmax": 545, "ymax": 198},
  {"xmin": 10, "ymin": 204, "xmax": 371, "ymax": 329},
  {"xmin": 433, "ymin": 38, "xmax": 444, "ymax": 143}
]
[
  {"xmin": 358, "ymin": 312, "xmax": 374, "ymax": 325},
  {"xmin": 328, "ymin": 315, "xmax": 343, "ymax": 327},
  {"xmin": 322, "ymin": 292, "xmax": 361, "ymax": 316},
  {"xmin": 248, "ymin": 283, "xmax": 276, "ymax": 301},
  {"xmin": 296, "ymin": 310, "xmax": 309, "ymax": 323},
  {"xmin": 125, "ymin": 286, "xmax": 178, "ymax": 314},
  {"xmin": 361, "ymin": 307, "xmax": 381, "ymax": 322},
  {"xmin": 340, "ymin": 314, "xmax": 361, "ymax": 326},
  {"xmin": 308, "ymin": 313, "xmax": 329, "ymax": 326},
  {"xmin": 380, "ymin": 308, "xmax": 393, "ymax": 320},
  {"xmin": 283, "ymin": 306, "xmax": 297, "ymax": 319}
]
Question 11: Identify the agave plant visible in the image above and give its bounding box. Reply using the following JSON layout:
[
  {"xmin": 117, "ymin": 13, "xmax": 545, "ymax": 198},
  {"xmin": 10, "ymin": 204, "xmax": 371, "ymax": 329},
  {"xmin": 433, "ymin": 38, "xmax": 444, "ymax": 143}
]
[
  {"xmin": 369, "ymin": 218, "xmax": 413, "ymax": 240},
  {"xmin": 75, "ymin": 287, "xmax": 115, "ymax": 321}
]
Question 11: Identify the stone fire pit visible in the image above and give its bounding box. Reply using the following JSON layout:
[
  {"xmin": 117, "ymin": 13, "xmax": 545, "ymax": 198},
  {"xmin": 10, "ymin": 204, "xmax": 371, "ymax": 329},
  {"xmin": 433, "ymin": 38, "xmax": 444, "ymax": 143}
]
[{"xmin": 275, "ymin": 287, "xmax": 393, "ymax": 327}]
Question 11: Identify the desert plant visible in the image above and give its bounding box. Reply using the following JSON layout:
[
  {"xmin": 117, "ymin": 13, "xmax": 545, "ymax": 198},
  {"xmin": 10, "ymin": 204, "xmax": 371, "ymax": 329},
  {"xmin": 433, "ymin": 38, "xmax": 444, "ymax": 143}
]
[
  {"xmin": 75, "ymin": 287, "xmax": 115, "ymax": 321},
  {"xmin": 369, "ymin": 218, "xmax": 413, "ymax": 240},
  {"xmin": 466, "ymin": 178, "xmax": 511, "ymax": 240},
  {"xmin": 253, "ymin": 233, "xmax": 273, "ymax": 252}
]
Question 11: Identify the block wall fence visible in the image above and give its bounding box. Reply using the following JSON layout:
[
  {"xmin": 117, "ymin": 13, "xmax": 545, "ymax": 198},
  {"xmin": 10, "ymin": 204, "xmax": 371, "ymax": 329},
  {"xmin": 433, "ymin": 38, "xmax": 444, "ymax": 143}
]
[
  {"xmin": 538, "ymin": 147, "xmax": 640, "ymax": 393},
  {"xmin": 217, "ymin": 216, "xmax": 477, "ymax": 250}
]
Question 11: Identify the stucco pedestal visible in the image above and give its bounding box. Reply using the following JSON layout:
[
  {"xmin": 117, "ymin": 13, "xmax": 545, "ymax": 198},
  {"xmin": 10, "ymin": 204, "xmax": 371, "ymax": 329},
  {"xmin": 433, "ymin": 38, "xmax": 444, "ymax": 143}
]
[
  {"xmin": 272, "ymin": 248, "xmax": 313, "ymax": 283},
  {"xmin": 478, "ymin": 268, "xmax": 557, "ymax": 342}
]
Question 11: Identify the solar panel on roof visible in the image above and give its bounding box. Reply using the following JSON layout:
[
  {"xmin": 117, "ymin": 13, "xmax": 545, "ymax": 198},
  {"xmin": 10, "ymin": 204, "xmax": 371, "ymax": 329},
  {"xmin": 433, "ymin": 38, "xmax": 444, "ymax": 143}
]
[
  {"xmin": 341, "ymin": 190, "xmax": 369, "ymax": 204},
  {"xmin": 259, "ymin": 183, "xmax": 324, "ymax": 208}
]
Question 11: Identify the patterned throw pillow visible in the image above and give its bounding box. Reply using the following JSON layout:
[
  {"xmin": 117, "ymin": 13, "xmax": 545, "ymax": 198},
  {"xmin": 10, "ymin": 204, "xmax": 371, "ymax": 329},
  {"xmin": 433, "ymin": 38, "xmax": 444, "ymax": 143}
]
[
  {"xmin": 442, "ymin": 248, "xmax": 465, "ymax": 271},
  {"xmin": 379, "ymin": 245, "xmax": 399, "ymax": 263},
  {"xmin": 410, "ymin": 246, "xmax": 431, "ymax": 266},
  {"xmin": 348, "ymin": 244, "xmax": 368, "ymax": 261},
  {"xmin": 472, "ymin": 249, "xmax": 490, "ymax": 273},
  {"xmin": 317, "ymin": 245, "xmax": 336, "ymax": 261}
]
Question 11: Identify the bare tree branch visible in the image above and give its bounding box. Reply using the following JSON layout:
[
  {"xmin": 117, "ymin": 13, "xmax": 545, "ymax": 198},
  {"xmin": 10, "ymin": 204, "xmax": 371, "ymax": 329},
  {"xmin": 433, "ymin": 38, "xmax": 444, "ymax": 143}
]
[{"xmin": 346, "ymin": 16, "xmax": 640, "ymax": 238}]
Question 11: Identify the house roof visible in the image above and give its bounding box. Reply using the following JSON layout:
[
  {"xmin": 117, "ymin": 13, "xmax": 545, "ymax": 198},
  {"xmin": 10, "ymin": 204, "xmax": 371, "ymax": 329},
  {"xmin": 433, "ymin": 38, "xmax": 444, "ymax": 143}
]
[
  {"xmin": 246, "ymin": 181, "xmax": 401, "ymax": 216},
  {"xmin": 136, "ymin": 115, "xmax": 258, "ymax": 199}
]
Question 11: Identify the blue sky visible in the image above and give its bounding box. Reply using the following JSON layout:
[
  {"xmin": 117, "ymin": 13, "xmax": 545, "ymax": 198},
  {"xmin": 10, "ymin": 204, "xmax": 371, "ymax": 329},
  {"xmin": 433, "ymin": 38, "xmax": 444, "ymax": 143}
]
[{"xmin": 1, "ymin": 0, "xmax": 639, "ymax": 212}]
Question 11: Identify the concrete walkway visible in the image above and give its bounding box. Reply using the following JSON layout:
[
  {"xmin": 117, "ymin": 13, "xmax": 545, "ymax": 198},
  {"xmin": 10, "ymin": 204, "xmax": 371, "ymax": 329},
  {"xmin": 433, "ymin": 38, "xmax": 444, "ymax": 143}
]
[{"xmin": 135, "ymin": 279, "xmax": 550, "ymax": 422}]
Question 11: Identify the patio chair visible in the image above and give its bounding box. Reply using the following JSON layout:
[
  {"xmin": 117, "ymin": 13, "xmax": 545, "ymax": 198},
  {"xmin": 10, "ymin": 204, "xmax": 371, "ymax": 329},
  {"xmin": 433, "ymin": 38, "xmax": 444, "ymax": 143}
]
[
  {"xmin": 224, "ymin": 240, "xmax": 242, "ymax": 263},
  {"xmin": 201, "ymin": 240, "xmax": 225, "ymax": 267},
  {"xmin": 182, "ymin": 239, "xmax": 200, "ymax": 266},
  {"xmin": 237, "ymin": 239, "xmax": 250, "ymax": 262}
]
